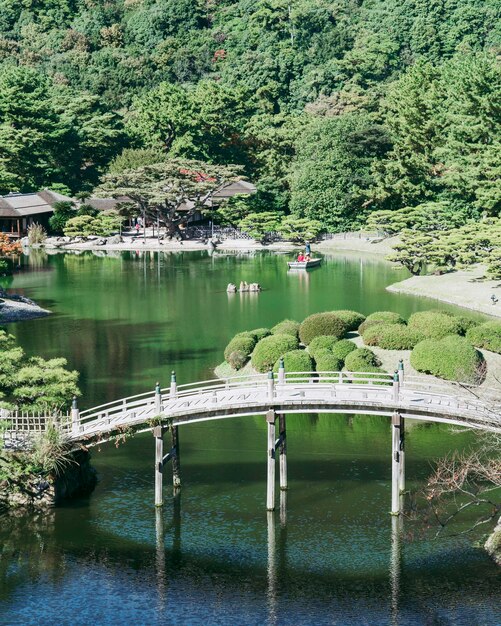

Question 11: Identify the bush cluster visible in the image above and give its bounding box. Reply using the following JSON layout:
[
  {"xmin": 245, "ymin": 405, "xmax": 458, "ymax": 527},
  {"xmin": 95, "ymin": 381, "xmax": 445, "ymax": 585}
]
[
  {"xmin": 249, "ymin": 328, "xmax": 271, "ymax": 341},
  {"xmin": 224, "ymin": 332, "xmax": 257, "ymax": 363},
  {"xmin": 299, "ymin": 312, "xmax": 347, "ymax": 345},
  {"xmin": 410, "ymin": 335, "xmax": 484, "ymax": 383},
  {"xmin": 307, "ymin": 335, "xmax": 339, "ymax": 359},
  {"xmin": 363, "ymin": 324, "xmax": 425, "ymax": 350},
  {"xmin": 273, "ymin": 350, "xmax": 314, "ymax": 375},
  {"xmin": 251, "ymin": 334, "xmax": 299, "ymax": 373},
  {"xmin": 271, "ymin": 319, "xmax": 300, "ymax": 339},
  {"xmin": 332, "ymin": 310, "xmax": 366, "ymax": 332},
  {"xmin": 407, "ymin": 311, "xmax": 462, "ymax": 339},
  {"xmin": 314, "ymin": 351, "xmax": 343, "ymax": 372},
  {"xmin": 331, "ymin": 339, "xmax": 357, "ymax": 361},
  {"xmin": 358, "ymin": 311, "xmax": 406, "ymax": 335},
  {"xmin": 344, "ymin": 348, "xmax": 382, "ymax": 371},
  {"xmin": 466, "ymin": 321, "xmax": 501, "ymax": 354}
]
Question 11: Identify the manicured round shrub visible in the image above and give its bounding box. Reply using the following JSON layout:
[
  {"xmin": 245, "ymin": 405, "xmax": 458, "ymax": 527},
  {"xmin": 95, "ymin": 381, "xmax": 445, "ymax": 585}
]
[
  {"xmin": 333, "ymin": 310, "xmax": 366, "ymax": 332},
  {"xmin": 363, "ymin": 324, "xmax": 425, "ymax": 350},
  {"xmin": 251, "ymin": 334, "xmax": 299, "ymax": 373},
  {"xmin": 249, "ymin": 327, "xmax": 271, "ymax": 341},
  {"xmin": 358, "ymin": 311, "xmax": 406, "ymax": 335},
  {"xmin": 308, "ymin": 335, "xmax": 339, "ymax": 358},
  {"xmin": 271, "ymin": 319, "xmax": 300, "ymax": 339},
  {"xmin": 407, "ymin": 311, "xmax": 462, "ymax": 339},
  {"xmin": 455, "ymin": 316, "xmax": 479, "ymax": 336},
  {"xmin": 331, "ymin": 339, "xmax": 357, "ymax": 362},
  {"xmin": 224, "ymin": 333, "xmax": 256, "ymax": 362},
  {"xmin": 273, "ymin": 349, "xmax": 313, "ymax": 375},
  {"xmin": 314, "ymin": 350, "xmax": 343, "ymax": 372},
  {"xmin": 411, "ymin": 335, "xmax": 484, "ymax": 383},
  {"xmin": 228, "ymin": 350, "xmax": 247, "ymax": 370},
  {"xmin": 344, "ymin": 347, "xmax": 382, "ymax": 371},
  {"xmin": 466, "ymin": 321, "xmax": 501, "ymax": 354},
  {"xmin": 299, "ymin": 312, "xmax": 348, "ymax": 345}
]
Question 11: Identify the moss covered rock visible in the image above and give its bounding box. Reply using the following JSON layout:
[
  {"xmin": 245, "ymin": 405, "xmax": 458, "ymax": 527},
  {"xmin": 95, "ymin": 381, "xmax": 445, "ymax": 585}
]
[
  {"xmin": 411, "ymin": 335, "xmax": 484, "ymax": 383},
  {"xmin": 251, "ymin": 334, "xmax": 299, "ymax": 372},
  {"xmin": 466, "ymin": 321, "xmax": 501, "ymax": 354},
  {"xmin": 299, "ymin": 312, "xmax": 347, "ymax": 345}
]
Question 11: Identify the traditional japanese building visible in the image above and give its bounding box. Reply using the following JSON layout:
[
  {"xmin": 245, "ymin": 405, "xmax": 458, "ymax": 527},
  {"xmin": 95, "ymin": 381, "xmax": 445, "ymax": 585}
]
[{"xmin": 0, "ymin": 190, "xmax": 74, "ymax": 237}]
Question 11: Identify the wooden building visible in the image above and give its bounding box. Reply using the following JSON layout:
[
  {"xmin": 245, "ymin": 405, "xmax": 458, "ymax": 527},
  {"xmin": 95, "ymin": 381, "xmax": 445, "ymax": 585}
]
[{"xmin": 0, "ymin": 190, "xmax": 74, "ymax": 237}]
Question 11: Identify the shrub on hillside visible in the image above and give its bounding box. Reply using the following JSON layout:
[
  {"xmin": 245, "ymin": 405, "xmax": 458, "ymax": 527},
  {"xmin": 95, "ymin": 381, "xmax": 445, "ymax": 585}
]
[
  {"xmin": 308, "ymin": 335, "xmax": 339, "ymax": 359},
  {"xmin": 249, "ymin": 328, "xmax": 271, "ymax": 341},
  {"xmin": 466, "ymin": 321, "xmax": 501, "ymax": 354},
  {"xmin": 363, "ymin": 324, "xmax": 425, "ymax": 350},
  {"xmin": 331, "ymin": 339, "xmax": 357, "ymax": 361},
  {"xmin": 333, "ymin": 310, "xmax": 366, "ymax": 332},
  {"xmin": 228, "ymin": 350, "xmax": 247, "ymax": 370},
  {"xmin": 299, "ymin": 312, "xmax": 347, "ymax": 345},
  {"xmin": 273, "ymin": 350, "xmax": 314, "ymax": 376},
  {"xmin": 407, "ymin": 311, "xmax": 462, "ymax": 339},
  {"xmin": 411, "ymin": 336, "xmax": 484, "ymax": 383},
  {"xmin": 314, "ymin": 350, "xmax": 343, "ymax": 372},
  {"xmin": 224, "ymin": 332, "xmax": 257, "ymax": 362},
  {"xmin": 251, "ymin": 334, "xmax": 299, "ymax": 372},
  {"xmin": 271, "ymin": 319, "xmax": 300, "ymax": 339},
  {"xmin": 358, "ymin": 311, "xmax": 406, "ymax": 335},
  {"xmin": 344, "ymin": 347, "xmax": 382, "ymax": 370}
]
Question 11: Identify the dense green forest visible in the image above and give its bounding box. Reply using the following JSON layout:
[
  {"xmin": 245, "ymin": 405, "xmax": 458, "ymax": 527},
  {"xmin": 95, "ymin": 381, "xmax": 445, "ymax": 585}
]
[{"xmin": 0, "ymin": 0, "xmax": 499, "ymax": 231}]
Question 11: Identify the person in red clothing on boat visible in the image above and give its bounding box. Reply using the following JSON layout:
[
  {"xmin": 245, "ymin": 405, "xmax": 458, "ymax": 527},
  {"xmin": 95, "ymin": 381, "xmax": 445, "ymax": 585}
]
[{"xmin": 297, "ymin": 253, "xmax": 305, "ymax": 262}]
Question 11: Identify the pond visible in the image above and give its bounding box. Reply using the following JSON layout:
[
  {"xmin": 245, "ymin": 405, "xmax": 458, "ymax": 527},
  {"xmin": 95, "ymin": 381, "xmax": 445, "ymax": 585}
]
[{"xmin": 0, "ymin": 249, "xmax": 499, "ymax": 626}]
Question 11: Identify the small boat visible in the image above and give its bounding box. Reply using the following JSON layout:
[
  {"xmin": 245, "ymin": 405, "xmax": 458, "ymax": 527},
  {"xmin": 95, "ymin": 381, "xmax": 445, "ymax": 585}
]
[{"xmin": 287, "ymin": 258, "xmax": 322, "ymax": 270}]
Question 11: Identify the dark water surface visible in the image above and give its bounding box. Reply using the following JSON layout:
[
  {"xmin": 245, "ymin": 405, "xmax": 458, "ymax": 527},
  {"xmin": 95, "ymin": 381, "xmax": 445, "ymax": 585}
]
[{"xmin": 1, "ymin": 250, "xmax": 499, "ymax": 625}]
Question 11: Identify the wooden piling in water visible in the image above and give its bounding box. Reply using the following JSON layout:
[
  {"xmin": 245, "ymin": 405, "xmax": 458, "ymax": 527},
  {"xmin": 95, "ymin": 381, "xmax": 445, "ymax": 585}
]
[
  {"xmin": 279, "ymin": 414, "xmax": 287, "ymax": 491},
  {"xmin": 266, "ymin": 410, "xmax": 276, "ymax": 511},
  {"xmin": 154, "ymin": 425, "xmax": 164, "ymax": 507},
  {"xmin": 171, "ymin": 424, "xmax": 181, "ymax": 490}
]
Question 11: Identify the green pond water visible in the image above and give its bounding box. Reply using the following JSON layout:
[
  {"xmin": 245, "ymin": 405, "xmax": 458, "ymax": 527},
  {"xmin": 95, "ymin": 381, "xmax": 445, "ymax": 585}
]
[{"xmin": 0, "ymin": 249, "xmax": 499, "ymax": 626}]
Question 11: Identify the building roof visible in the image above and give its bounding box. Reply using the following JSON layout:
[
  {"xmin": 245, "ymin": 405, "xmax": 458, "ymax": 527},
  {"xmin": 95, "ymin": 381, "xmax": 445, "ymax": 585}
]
[{"xmin": 0, "ymin": 190, "xmax": 74, "ymax": 219}]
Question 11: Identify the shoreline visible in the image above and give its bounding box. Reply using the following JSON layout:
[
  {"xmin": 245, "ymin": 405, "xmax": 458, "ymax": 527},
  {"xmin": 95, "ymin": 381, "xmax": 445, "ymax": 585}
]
[{"xmin": 388, "ymin": 266, "xmax": 501, "ymax": 319}]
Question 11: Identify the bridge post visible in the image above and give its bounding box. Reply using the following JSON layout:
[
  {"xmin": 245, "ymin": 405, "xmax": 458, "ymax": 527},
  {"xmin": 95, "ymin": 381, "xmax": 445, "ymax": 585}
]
[
  {"xmin": 392, "ymin": 371, "xmax": 400, "ymax": 403},
  {"xmin": 154, "ymin": 425, "xmax": 164, "ymax": 507},
  {"xmin": 71, "ymin": 396, "xmax": 80, "ymax": 436},
  {"xmin": 391, "ymin": 412, "xmax": 403, "ymax": 515},
  {"xmin": 170, "ymin": 423, "xmax": 181, "ymax": 490},
  {"xmin": 399, "ymin": 417, "xmax": 405, "ymax": 495},
  {"xmin": 398, "ymin": 359, "xmax": 404, "ymax": 384},
  {"xmin": 266, "ymin": 410, "xmax": 276, "ymax": 510},
  {"xmin": 170, "ymin": 371, "xmax": 177, "ymax": 399},
  {"xmin": 268, "ymin": 368, "xmax": 275, "ymax": 402},
  {"xmin": 279, "ymin": 414, "xmax": 287, "ymax": 491},
  {"xmin": 155, "ymin": 382, "xmax": 162, "ymax": 415},
  {"xmin": 278, "ymin": 358, "xmax": 285, "ymax": 385}
]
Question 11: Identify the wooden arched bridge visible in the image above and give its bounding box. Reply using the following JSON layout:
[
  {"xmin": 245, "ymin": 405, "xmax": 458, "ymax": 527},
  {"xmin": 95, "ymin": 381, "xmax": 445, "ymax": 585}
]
[{"xmin": 3, "ymin": 362, "xmax": 500, "ymax": 515}]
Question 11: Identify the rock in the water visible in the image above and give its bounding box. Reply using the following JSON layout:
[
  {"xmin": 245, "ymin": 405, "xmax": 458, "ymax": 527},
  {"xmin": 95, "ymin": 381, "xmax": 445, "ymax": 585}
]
[
  {"xmin": 239, "ymin": 281, "xmax": 249, "ymax": 292},
  {"xmin": 249, "ymin": 283, "xmax": 261, "ymax": 292},
  {"xmin": 227, "ymin": 283, "xmax": 237, "ymax": 293},
  {"xmin": 107, "ymin": 234, "xmax": 123, "ymax": 244}
]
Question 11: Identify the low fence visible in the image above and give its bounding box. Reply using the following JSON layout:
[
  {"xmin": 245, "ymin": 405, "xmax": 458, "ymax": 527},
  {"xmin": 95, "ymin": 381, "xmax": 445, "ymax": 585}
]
[{"xmin": 184, "ymin": 226, "xmax": 381, "ymax": 242}]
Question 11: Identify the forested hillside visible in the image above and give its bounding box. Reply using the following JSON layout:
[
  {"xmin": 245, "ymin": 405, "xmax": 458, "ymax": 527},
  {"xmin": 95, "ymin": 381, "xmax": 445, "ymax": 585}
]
[{"xmin": 0, "ymin": 0, "xmax": 499, "ymax": 230}]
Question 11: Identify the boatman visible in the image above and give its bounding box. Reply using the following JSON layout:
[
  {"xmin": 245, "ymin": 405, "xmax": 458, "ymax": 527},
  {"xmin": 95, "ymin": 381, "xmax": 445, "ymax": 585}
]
[{"xmin": 305, "ymin": 241, "xmax": 311, "ymax": 256}]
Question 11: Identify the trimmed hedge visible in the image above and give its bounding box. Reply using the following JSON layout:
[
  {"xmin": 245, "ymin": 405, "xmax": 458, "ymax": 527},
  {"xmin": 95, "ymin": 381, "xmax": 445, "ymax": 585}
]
[
  {"xmin": 224, "ymin": 333, "xmax": 257, "ymax": 363},
  {"xmin": 358, "ymin": 311, "xmax": 406, "ymax": 335},
  {"xmin": 251, "ymin": 334, "xmax": 299, "ymax": 372},
  {"xmin": 249, "ymin": 327, "xmax": 271, "ymax": 341},
  {"xmin": 363, "ymin": 323, "xmax": 425, "ymax": 350},
  {"xmin": 314, "ymin": 350, "xmax": 343, "ymax": 372},
  {"xmin": 344, "ymin": 347, "xmax": 382, "ymax": 370},
  {"xmin": 308, "ymin": 335, "xmax": 339, "ymax": 358},
  {"xmin": 273, "ymin": 350, "xmax": 314, "ymax": 375},
  {"xmin": 228, "ymin": 350, "xmax": 247, "ymax": 370},
  {"xmin": 331, "ymin": 339, "xmax": 357, "ymax": 361},
  {"xmin": 271, "ymin": 319, "xmax": 300, "ymax": 339},
  {"xmin": 333, "ymin": 310, "xmax": 366, "ymax": 332},
  {"xmin": 411, "ymin": 335, "xmax": 484, "ymax": 383},
  {"xmin": 299, "ymin": 312, "xmax": 348, "ymax": 345},
  {"xmin": 466, "ymin": 321, "xmax": 501, "ymax": 354},
  {"xmin": 456, "ymin": 316, "xmax": 479, "ymax": 336},
  {"xmin": 407, "ymin": 311, "xmax": 462, "ymax": 339}
]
